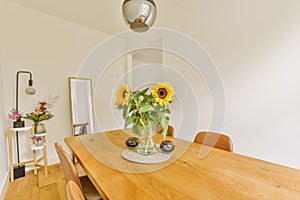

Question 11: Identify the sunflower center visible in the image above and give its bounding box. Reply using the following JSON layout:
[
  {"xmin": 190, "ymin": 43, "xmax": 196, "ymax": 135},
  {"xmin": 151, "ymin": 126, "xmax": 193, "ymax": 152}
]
[
  {"xmin": 122, "ymin": 90, "xmax": 128, "ymax": 99},
  {"xmin": 158, "ymin": 88, "xmax": 167, "ymax": 99}
]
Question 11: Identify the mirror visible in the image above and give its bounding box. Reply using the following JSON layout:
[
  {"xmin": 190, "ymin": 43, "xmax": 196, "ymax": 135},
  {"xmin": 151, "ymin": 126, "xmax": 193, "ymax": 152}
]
[{"xmin": 68, "ymin": 77, "xmax": 94, "ymax": 136}]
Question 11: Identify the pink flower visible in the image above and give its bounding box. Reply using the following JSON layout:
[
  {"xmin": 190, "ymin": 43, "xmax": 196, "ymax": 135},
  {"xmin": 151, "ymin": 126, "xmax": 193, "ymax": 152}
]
[
  {"xmin": 31, "ymin": 136, "xmax": 42, "ymax": 141},
  {"xmin": 8, "ymin": 109, "xmax": 22, "ymax": 121}
]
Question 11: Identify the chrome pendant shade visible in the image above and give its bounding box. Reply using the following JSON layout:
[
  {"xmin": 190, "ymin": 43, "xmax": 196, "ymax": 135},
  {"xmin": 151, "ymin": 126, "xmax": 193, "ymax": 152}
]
[{"xmin": 122, "ymin": 0, "xmax": 157, "ymax": 32}]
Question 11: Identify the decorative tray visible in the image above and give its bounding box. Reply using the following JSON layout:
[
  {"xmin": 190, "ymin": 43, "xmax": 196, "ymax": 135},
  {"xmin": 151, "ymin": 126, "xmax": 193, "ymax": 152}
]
[{"xmin": 121, "ymin": 149, "xmax": 172, "ymax": 164}]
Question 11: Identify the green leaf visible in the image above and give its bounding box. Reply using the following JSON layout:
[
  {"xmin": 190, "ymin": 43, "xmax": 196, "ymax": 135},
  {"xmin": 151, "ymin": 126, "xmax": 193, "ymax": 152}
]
[
  {"xmin": 141, "ymin": 94, "xmax": 153, "ymax": 103},
  {"xmin": 137, "ymin": 87, "xmax": 149, "ymax": 95},
  {"xmin": 124, "ymin": 116, "xmax": 132, "ymax": 129},
  {"xmin": 38, "ymin": 115, "xmax": 48, "ymax": 121},
  {"xmin": 131, "ymin": 115, "xmax": 140, "ymax": 124},
  {"xmin": 123, "ymin": 103, "xmax": 132, "ymax": 119},
  {"xmin": 132, "ymin": 124, "xmax": 143, "ymax": 136},
  {"xmin": 139, "ymin": 104, "xmax": 153, "ymax": 113},
  {"xmin": 160, "ymin": 116, "xmax": 170, "ymax": 140},
  {"xmin": 161, "ymin": 108, "xmax": 170, "ymax": 114}
]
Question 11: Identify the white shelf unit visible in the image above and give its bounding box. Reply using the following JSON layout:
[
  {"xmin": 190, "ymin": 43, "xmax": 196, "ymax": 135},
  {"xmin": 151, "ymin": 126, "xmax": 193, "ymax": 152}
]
[{"xmin": 7, "ymin": 126, "xmax": 48, "ymax": 181}]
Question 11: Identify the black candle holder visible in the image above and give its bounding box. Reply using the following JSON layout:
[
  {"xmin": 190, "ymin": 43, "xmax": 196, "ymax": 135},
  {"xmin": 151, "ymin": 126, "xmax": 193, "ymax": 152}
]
[
  {"xmin": 125, "ymin": 137, "xmax": 139, "ymax": 148},
  {"xmin": 160, "ymin": 140, "xmax": 175, "ymax": 153}
]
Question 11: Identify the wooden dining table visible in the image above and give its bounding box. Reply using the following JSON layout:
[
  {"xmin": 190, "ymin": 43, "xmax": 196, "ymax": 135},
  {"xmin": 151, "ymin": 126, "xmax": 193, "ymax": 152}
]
[{"xmin": 64, "ymin": 129, "xmax": 300, "ymax": 200}]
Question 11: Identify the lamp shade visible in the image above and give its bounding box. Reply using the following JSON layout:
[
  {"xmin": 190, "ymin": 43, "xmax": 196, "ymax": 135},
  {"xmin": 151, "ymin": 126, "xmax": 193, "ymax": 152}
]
[{"xmin": 122, "ymin": 0, "xmax": 157, "ymax": 32}]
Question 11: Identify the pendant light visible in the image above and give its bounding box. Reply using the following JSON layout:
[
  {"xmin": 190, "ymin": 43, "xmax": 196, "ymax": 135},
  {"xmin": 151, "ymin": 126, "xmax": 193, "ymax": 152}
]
[{"xmin": 122, "ymin": 0, "xmax": 157, "ymax": 33}]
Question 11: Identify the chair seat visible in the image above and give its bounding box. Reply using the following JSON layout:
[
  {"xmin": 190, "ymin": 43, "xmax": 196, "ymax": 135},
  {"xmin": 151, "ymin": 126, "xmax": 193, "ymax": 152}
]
[{"xmin": 79, "ymin": 176, "xmax": 102, "ymax": 200}]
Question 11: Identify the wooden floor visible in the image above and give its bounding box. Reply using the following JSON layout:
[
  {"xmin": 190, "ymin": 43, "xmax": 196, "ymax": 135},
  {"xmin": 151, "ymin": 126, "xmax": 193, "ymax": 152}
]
[{"xmin": 4, "ymin": 164, "xmax": 68, "ymax": 200}]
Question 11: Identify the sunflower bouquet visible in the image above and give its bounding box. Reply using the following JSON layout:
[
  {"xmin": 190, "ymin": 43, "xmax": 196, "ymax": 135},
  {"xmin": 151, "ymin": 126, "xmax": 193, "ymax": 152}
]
[{"xmin": 115, "ymin": 82, "xmax": 174, "ymax": 139}]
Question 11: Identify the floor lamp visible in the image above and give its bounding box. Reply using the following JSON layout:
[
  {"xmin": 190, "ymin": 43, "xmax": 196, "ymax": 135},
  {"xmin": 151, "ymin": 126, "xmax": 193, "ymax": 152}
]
[{"xmin": 14, "ymin": 71, "xmax": 36, "ymax": 179}]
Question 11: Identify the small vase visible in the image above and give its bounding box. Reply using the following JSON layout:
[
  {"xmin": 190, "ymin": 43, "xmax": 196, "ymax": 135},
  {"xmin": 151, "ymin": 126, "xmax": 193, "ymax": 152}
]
[
  {"xmin": 13, "ymin": 119, "xmax": 25, "ymax": 128},
  {"xmin": 36, "ymin": 140, "xmax": 44, "ymax": 146},
  {"xmin": 137, "ymin": 125, "xmax": 156, "ymax": 155}
]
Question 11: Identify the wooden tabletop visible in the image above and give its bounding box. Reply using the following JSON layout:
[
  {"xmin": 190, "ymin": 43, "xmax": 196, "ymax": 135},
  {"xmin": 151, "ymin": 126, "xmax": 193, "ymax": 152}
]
[{"xmin": 64, "ymin": 129, "xmax": 300, "ymax": 200}]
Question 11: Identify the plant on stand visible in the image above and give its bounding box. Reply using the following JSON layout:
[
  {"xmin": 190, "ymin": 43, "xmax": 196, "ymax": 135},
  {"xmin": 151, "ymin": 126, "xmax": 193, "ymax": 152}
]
[
  {"xmin": 23, "ymin": 96, "xmax": 58, "ymax": 134},
  {"xmin": 31, "ymin": 135, "xmax": 43, "ymax": 146},
  {"xmin": 8, "ymin": 109, "xmax": 24, "ymax": 128},
  {"xmin": 115, "ymin": 82, "xmax": 175, "ymax": 155}
]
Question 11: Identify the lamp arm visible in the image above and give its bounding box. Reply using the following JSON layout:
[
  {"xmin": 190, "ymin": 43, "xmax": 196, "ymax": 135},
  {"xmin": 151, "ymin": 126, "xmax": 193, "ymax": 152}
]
[{"xmin": 16, "ymin": 71, "xmax": 33, "ymax": 111}]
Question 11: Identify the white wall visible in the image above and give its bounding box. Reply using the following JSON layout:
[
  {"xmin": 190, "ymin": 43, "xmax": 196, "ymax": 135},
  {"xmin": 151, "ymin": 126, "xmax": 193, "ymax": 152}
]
[
  {"xmin": 157, "ymin": 0, "xmax": 300, "ymax": 169},
  {"xmin": 0, "ymin": 0, "xmax": 109, "ymax": 195},
  {"xmin": 162, "ymin": 52, "xmax": 212, "ymax": 141},
  {"xmin": 0, "ymin": 32, "xmax": 10, "ymax": 200},
  {"xmin": 91, "ymin": 54, "xmax": 127, "ymax": 132}
]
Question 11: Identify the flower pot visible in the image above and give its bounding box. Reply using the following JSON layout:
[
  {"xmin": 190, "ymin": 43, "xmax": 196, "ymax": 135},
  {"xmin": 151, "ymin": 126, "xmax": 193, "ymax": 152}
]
[
  {"xmin": 34, "ymin": 123, "xmax": 46, "ymax": 134},
  {"xmin": 36, "ymin": 140, "xmax": 44, "ymax": 146},
  {"xmin": 13, "ymin": 120, "xmax": 25, "ymax": 128},
  {"xmin": 136, "ymin": 125, "xmax": 156, "ymax": 155}
]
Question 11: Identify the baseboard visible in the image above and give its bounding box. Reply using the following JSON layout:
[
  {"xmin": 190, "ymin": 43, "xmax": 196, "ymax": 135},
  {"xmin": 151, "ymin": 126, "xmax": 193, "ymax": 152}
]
[
  {"xmin": 47, "ymin": 155, "xmax": 60, "ymax": 166},
  {"xmin": 0, "ymin": 170, "xmax": 10, "ymax": 200}
]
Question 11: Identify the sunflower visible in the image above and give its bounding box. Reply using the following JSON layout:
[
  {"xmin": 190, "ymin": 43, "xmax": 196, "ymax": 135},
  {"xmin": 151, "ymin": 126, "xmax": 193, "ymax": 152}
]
[
  {"xmin": 152, "ymin": 82, "xmax": 174, "ymax": 107},
  {"xmin": 115, "ymin": 84, "xmax": 131, "ymax": 106}
]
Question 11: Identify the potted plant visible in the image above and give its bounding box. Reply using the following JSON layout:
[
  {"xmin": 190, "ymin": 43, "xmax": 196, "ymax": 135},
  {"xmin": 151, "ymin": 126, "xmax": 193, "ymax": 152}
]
[
  {"xmin": 8, "ymin": 109, "xmax": 24, "ymax": 128},
  {"xmin": 23, "ymin": 96, "xmax": 58, "ymax": 134},
  {"xmin": 31, "ymin": 135, "xmax": 43, "ymax": 146}
]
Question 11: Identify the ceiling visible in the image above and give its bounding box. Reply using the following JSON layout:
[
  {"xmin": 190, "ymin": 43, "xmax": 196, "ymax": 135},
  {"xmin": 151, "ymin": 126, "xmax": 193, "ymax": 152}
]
[{"xmin": 11, "ymin": 0, "xmax": 183, "ymax": 35}]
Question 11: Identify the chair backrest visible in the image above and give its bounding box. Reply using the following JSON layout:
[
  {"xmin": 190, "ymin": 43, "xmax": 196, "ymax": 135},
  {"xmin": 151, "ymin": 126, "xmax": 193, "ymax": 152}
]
[
  {"xmin": 156, "ymin": 124, "xmax": 174, "ymax": 137},
  {"xmin": 193, "ymin": 132, "xmax": 233, "ymax": 152},
  {"xmin": 67, "ymin": 180, "xmax": 85, "ymax": 200},
  {"xmin": 55, "ymin": 142, "xmax": 83, "ymax": 191}
]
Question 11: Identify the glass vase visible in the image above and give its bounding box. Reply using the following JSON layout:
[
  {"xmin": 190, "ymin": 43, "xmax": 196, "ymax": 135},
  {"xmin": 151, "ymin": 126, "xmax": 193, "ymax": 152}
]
[
  {"xmin": 137, "ymin": 125, "xmax": 157, "ymax": 155},
  {"xmin": 36, "ymin": 139, "xmax": 44, "ymax": 146},
  {"xmin": 34, "ymin": 122, "xmax": 46, "ymax": 134}
]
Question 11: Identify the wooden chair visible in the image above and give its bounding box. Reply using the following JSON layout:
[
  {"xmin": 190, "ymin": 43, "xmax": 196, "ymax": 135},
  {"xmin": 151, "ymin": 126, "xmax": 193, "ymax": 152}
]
[
  {"xmin": 55, "ymin": 142, "xmax": 102, "ymax": 200},
  {"xmin": 193, "ymin": 132, "xmax": 233, "ymax": 152},
  {"xmin": 156, "ymin": 124, "xmax": 174, "ymax": 137},
  {"xmin": 67, "ymin": 180, "xmax": 85, "ymax": 200}
]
